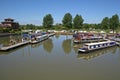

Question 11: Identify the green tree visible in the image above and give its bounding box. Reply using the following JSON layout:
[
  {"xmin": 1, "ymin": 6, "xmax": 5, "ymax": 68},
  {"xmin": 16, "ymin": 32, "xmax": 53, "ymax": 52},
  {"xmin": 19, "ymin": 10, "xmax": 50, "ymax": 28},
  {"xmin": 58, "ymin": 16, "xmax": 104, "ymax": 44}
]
[
  {"xmin": 101, "ymin": 17, "xmax": 110, "ymax": 29},
  {"xmin": 26, "ymin": 24, "xmax": 36, "ymax": 29},
  {"xmin": 0, "ymin": 26, "xmax": 3, "ymax": 33},
  {"xmin": 42, "ymin": 14, "xmax": 54, "ymax": 29},
  {"xmin": 88, "ymin": 24, "xmax": 96, "ymax": 30},
  {"xmin": 62, "ymin": 13, "xmax": 72, "ymax": 29},
  {"xmin": 110, "ymin": 14, "xmax": 119, "ymax": 33},
  {"xmin": 20, "ymin": 24, "xmax": 41, "ymax": 30},
  {"xmin": 83, "ymin": 23, "xmax": 90, "ymax": 30},
  {"xmin": 73, "ymin": 14, "xmax": 84, "ymax": 29},
  {"xmin": 54, "ymin": 23, "xmax": 63, "ymax": 30}
]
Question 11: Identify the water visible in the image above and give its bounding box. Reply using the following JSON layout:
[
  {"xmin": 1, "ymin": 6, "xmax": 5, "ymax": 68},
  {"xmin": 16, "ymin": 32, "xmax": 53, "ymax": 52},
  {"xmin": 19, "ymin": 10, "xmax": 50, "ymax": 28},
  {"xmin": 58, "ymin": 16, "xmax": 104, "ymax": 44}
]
[{"xmin": 0, "ymin": 35, "xmax": 120, "ymax": 80}]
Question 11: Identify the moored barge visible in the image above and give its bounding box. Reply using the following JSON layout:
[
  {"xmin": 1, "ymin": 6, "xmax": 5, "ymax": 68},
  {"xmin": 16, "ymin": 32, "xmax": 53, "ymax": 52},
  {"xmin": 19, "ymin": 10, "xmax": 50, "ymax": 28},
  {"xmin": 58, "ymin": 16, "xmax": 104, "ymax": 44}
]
[{"xmin": 78, "ymin": 40, "xmax": 117, "ymax": 53}]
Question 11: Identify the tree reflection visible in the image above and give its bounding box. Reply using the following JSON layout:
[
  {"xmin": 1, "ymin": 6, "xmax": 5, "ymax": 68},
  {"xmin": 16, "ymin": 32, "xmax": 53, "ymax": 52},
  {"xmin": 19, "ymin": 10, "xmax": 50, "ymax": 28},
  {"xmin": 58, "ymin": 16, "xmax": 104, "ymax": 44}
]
[
  {"xmin": 0, "ymin": 36, "xmax": 10, "ymax": 46},
  {"xmin": 0, "ymin": 35, "xmax": 21, "ymax": 47},
  {"xmin": 55, "ymin": 34, "xmax": 60, "ymax": 39},
  {"xmin": 43, "ymin": 38, "xmax": 53, "ymax": 53},
  {"xmin": 62, "ymin": 39, "xmax": 72, "ymax": 54}
]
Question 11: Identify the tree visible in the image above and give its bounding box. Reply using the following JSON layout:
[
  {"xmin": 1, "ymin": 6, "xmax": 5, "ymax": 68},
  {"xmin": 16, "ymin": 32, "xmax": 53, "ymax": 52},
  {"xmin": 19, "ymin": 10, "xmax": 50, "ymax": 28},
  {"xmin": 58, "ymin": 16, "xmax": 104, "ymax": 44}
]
[
  {"xmin": 62, "ymin": 13, "xmax": 72, "ymax": 29},
  {"xmin": 54, "ymin": 23, "xmax": 63, "ymax": 30},
  {"xmin": 26, "ymin": 24, "xmax": 36, "ymax": 29},
  {"xmin": 42, "ymin": 14, "xmax": 54, "ymax": 29},
  {"xmin": 101, "ymin": 17, "xmax": 110, "ymax": 29},
  {"xmin": 109, "ymin": 14, "xmax": 119, "ymax": 33},
  {"xmin": 0, "ymin": 26, "xmax": 3, "ymax": 33},
  {"xmin": 73, "ymin": 14, "xmax": 84, "ymax": 29},
  {"xmin": 83, "ymin": 23, "xmax": 90, "ymax": 30}
]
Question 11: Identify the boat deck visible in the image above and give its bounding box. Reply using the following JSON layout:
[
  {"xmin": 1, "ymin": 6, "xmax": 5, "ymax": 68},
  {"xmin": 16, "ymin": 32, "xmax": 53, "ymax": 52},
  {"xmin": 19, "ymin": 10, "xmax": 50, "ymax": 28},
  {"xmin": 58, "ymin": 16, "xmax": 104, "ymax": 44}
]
[{"xmin": 48, "ymin": 33, "xmax": 55, "ymax": 37}]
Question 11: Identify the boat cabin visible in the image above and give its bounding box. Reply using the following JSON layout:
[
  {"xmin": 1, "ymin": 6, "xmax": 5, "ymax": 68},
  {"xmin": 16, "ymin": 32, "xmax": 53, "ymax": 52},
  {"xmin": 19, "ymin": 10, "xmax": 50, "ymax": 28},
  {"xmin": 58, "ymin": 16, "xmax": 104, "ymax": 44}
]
[{"xmin": 78, "ymin": 41, "xmax": 116, "ymax": 53}]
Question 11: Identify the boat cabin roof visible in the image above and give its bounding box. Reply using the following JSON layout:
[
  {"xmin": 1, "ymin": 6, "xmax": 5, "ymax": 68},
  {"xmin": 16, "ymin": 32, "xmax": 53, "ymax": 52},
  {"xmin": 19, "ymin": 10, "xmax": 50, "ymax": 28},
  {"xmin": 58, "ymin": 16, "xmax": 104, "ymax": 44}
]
[{"xmin": 85, "ymin": 41, "xmax": 115, "ymax": 46}]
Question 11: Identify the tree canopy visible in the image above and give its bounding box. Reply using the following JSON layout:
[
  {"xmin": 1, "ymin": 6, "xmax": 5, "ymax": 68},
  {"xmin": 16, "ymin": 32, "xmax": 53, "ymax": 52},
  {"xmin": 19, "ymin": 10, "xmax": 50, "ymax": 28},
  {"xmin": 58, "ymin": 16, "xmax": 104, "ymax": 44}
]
[
  {"xmin": 101, "ymin": 17, "xmax": 110, "ymax": 29},
  {"xmin": 20, "ymin": 24, "xmax": 40, "ymax": 30},
  {"xmin": 62, "ymin": 13, "xmax": 72, "ymax": 29},
  {"xmin": 42, "ymin": 14, "xmax": 54, "ymax": 29},
  {"xmin": 73, "ymin": 14, "xmax": 84, "ymax": 29},
  {"xmin": 109, "ymin": 14, "xmax": 119, "ymax": 33}
]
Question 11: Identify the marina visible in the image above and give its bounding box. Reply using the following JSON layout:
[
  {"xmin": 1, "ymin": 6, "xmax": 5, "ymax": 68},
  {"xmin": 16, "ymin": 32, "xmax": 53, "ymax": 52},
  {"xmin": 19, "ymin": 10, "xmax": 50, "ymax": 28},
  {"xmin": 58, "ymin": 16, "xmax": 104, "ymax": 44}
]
[
  {"xmin": 0, "ymin": 35, "xmax": 120, "ymax": 80},
  {"xmin": 0, "ymin": 0, "xmax": 120, "ymax": 80}
]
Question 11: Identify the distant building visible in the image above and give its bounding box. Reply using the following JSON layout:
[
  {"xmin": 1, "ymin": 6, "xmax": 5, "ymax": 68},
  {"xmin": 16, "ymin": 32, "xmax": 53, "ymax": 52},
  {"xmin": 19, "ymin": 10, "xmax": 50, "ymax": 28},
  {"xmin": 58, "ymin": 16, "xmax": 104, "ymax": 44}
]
[{"xmin": 0, "ymin": 18, "xmax": 19, "ymax": 29}]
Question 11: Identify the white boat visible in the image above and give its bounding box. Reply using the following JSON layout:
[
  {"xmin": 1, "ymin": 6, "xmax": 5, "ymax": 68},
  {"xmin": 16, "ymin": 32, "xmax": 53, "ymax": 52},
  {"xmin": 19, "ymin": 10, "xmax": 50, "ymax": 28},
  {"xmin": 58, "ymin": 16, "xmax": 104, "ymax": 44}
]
[
  {"xmin": 30, "ymin": 34, "xmax": 48, "ymax": 44},
  {"xmin": 73, "ymin": 33, "xmax": 104, "ymax": 43},
  {"xmin": 74, "ymin": 36, "xmax": 103, "ymax": 43},
  {"xmin": 78, "ymin": 40, "xmax": 117, "ymax": 53},
  {"xmin": 48, "ymin": 33, "xmax": 55, "ymax": 37}
]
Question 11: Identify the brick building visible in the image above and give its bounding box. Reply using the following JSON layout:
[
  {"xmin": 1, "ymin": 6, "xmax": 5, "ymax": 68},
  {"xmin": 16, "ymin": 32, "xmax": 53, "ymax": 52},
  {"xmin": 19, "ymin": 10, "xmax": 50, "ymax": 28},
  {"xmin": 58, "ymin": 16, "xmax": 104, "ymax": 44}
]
[{"xmin": 0, "ymin": 18, "xmax": 19, "ymax": 29}]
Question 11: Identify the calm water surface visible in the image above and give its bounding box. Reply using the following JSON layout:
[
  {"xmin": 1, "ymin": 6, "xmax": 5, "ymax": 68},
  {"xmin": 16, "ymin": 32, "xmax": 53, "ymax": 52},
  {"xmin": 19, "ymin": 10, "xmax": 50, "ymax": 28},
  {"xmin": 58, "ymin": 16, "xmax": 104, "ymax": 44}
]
[{"xmin": 0, "ymin": 35, "xmax": 120, "ymax": 80}]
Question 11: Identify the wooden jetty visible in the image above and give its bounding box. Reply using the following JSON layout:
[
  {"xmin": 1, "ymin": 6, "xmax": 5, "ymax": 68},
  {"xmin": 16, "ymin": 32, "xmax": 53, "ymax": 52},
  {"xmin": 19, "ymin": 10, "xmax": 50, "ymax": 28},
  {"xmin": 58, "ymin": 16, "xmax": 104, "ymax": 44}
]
[{"xmin": 0, "ymin": 41, "xmax": 29, "ymax": 51}]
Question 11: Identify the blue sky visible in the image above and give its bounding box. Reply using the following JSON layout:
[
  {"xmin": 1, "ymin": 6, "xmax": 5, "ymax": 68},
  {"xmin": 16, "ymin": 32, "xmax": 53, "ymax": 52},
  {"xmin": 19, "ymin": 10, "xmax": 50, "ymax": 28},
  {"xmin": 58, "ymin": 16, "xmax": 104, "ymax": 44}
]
[{"xmin": 0, "ymin": 0, "xmax": 120, "ymax": 25}]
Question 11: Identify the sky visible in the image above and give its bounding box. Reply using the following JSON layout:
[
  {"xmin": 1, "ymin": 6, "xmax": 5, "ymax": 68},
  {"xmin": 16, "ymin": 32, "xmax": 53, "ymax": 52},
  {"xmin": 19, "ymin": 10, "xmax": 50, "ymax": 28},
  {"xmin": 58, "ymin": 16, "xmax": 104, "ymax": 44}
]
[{"xmin": 0, "ymin": 0, "xmax": 120, "ymax": 25}]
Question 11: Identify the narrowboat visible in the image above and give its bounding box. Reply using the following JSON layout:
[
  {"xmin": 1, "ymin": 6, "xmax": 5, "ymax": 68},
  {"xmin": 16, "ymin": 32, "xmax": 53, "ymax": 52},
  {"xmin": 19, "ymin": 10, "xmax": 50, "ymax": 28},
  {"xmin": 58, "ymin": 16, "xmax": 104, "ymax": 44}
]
[
  {"xmin": 73, "ymin": 33, "xmax": 104, "ymax": 43},
  {"xmin": 30, "ymin": 34, "xmax": 48, "ymax": 44},
  {"xmin": 73, "ymin": 36, "xmax": 103, "ymax": 43},
  {"xmin": 78, "ymin": 40, "xmax": 117, "ymax": 53}
]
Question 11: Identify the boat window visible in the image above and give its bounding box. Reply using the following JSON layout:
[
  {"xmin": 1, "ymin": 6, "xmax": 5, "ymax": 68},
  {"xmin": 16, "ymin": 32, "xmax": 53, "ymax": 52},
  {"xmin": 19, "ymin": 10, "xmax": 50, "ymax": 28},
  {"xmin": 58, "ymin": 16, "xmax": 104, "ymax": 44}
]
[
  {"xmin": 91, "ymin": 46, "xmax": 94, "ymax": 49},
  {"xmin": 98, "ymin": 44, "xmax": 100, "ymax": 47},
  {"xmin": 106, "ymin": 43, "xmax": 108, "ymax": 46},
  {"xmin": 110, "ymin": 42, "xmax": 115, "ymax": 45},
  {"xmin": 90, "ymin": 46, "xmax": 92, "ymax": 49},
  {"xmin": 102, "ymin": 44, "xmax": 104, "ymax": 46}
]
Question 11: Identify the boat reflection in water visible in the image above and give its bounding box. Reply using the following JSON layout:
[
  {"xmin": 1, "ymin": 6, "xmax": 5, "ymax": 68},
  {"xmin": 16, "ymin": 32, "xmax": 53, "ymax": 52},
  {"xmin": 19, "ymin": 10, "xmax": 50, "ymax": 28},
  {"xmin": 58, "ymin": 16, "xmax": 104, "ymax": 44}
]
[
  {"xmin": 31, "ymin": 41, "xmax": 43, "ymax": 48},
  {"xmin": 77, "ymin": 46, "xmax": 118, "ymax": 60}
]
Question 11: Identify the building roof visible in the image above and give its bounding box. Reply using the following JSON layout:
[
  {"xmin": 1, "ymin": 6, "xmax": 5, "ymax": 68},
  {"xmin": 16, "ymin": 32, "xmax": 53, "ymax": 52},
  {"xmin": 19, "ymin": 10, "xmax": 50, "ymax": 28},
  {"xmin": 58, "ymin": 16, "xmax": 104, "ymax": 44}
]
[{"xmin": 5, "ymin": 18, "xmax": 14, "ymax": 20}]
